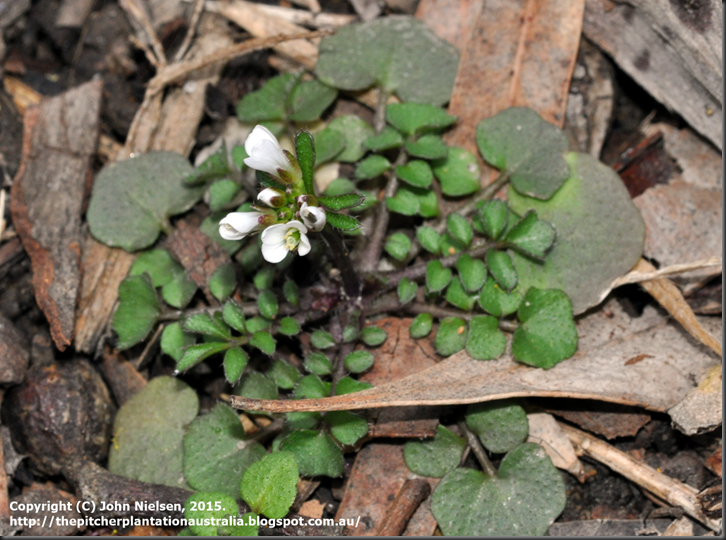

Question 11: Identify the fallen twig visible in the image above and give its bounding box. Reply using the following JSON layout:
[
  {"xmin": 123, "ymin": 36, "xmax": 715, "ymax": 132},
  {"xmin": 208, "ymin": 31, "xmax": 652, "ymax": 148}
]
[
  {"xmin": 119, "ymin": 0, "xmax": 167, "ymax": 68},
  {"xmin": 611, "ymin": 257, "xmax": 722, "ymax": 287},
  {"xmin": 174, "ymin": 0, "xmax": 207, "ymax": 63},
  {"xmin": 375, "ymin": 478, "xmax": 431, "ymax": 536}
]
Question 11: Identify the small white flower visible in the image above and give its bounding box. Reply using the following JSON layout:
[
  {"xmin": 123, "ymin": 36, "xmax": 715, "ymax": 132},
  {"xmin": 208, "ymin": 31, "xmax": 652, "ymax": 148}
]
[
  {"xmin": 261, "ymin": 221, "xmax": 311, "ymax": 263},
  {"xmin": 257, "ymin": 187, "xmax": 286, "ymax": 208},
  {"xmin": 299, "ymin": 202, "xmax": 326, "ymax": 232},
  {"xmin": 244, "ymin": 125, "xmax": 295, "ymax": 178},
  {"xmin": 219, "ymin": 211, "xmax": 266, "ymax": 240}
]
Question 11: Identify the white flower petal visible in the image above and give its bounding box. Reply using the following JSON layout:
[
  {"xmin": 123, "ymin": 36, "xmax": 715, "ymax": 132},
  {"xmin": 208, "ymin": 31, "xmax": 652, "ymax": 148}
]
[
  {"xmin": 244, "ymin": 140, "xmax": 291, "ymax": 177},
  {"xmin": 219, "ymin": 211, "xmax": 263, "ymax": 240},
  {"xmin": 300, "ymin": 203, "xmax": 326, "ymax": 232},
  {"xmin": 261, "ymin": 223, "xmax": 290, "ymax": 245},
  {"xmin": 258, "ymin": 187, "xmax": 284, "ymax": 207},
  {"xmin": 297, "ymin": 234, "xmax": 311, "ymax": 256},
  {"xmin": 285, "ymin": 220, "xmax": 309, "ymax": 234},
  {"xmin": 261, "ymin": 242, "xmax": 288, "ymax": 263},
  {"xmin": 244, "ymin": 125, "xmax": 282, "ymax": 155}
]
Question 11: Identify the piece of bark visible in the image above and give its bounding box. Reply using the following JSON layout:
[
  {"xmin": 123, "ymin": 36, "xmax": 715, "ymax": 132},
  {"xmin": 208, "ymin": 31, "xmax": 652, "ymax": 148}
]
[
  {"xmin": 415, "ymin": 0, "xmax": 484, "ymax": 51},
  {"xmin": 9, "ymin": 80, "xmax": 103, "ymax": 350},
  {"xmin": 0, "ymin": 313, "xmax": 29, "ymax": 384},
  {"xmin": 543, "ymin": 400, "xmax": 651, "ymax": 440},
  {"xmin": 165, "ymin": 220, "xmax": 231, "ymax": 304},
  {"xmin": 583, "ymin": 0, "xmax": 722, "ymax": 150},
  {"xmin": 98, "ymin": 346, "xmax": 148, "ymax": 406},
  {"xmin": 0, "ymin": 237, "xmax": 25, "ymax": 281},
  {"xmin": 375, "ymin": 478, "xmax": 431, "ymax": 536},
  {"xmin": 10, "ymin": 482, "xmax": 83, "ymax": 536},
  {"xmin": 613, "ymin": 131, "xmax": 675, "ymax": 198},
  {"xmin": 444, "ymin": 0, "xmax": 585, "ymax": 157},
  {"xmin": 705, "ymin": 445, "xmax": 721, "ymax": 477},
  {"xmin": 668, "ymin": 364, "xmax": 722, "ymax": 436}
]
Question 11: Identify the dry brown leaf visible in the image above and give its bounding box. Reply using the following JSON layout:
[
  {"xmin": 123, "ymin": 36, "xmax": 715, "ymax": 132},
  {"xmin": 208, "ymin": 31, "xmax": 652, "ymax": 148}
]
[
  {"xmin": 230, "ymin": 300, "xmax": 720, "ymax": 419},
  {"xmin": 415, "ymin": 0, "xmax": 484, "ymax": 51},
  {"xmin": 704, "ymin": 445, "xmax": 722, "ymax": 477},
  {"xmin": 526, "ymin": 412, "xmax": 586, "ymax": 481},
  {"xmin": 668, "ymin": 364, "xmax": 722, "ymax": 436},
  {"xmin": 543, "ymin": 400, "xmax": 651, "ymax": 440}
]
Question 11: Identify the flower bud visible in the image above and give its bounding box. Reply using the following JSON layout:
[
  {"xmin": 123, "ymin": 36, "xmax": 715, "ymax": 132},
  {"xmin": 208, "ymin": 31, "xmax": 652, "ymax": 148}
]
[
  {"xmin": 299, "ymin": 202, "xmax": 326, "ymax": 232},
  {"xmin": 257, "ymin": 187, "xmax": 286, "ymax": 208}
]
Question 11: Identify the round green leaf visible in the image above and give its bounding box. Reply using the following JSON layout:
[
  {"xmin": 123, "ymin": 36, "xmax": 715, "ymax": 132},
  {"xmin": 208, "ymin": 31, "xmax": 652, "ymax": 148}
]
[
  {"xmin": 245, "ymin": 316, "xmax": 270, "ymax": 334},
  {"xmin": 455, "ymin": 254, "xmax": 487, "ymax": 293},
  {"xmin": 240, "ymin": 451, "xmax": 299, "ymax": 519},
  {"xmin": 294, "ymin": 374, "xmax": 331, "ymax": 399},
  {"xmin": 311, "ymin": 329, "xmax": 336, "ymax": 349},
  {"xmin": 476, "ymin": 107, "xmax": 570, "ymax": 200},
  {"xmin": 478, "ymin": 277, "xmax": 524, "ymax": 317},
  {"xmin": 268, "ymin": 359, "xmax": 301, "ymax": 390},
  {"xmin": 335, "ymin": 376, "xmax": 373, "ymax": 395},
  {"xmin": 432, "ymin": 147, "xmax": 480, "ymax": 197},
  {"xmin": 404, "ymin": 425, "xmax": 466, "ymax": 478},
  {"xmin": 235, "ymin": 371, "xmax": 278, "ymax": 401},
  {"xmin": 161, "ymin": 269, "xmax": 197, "ymax": 309},
  {"xmin": 397, "ymin": 277, "xmax": 418, "ymax": 305},
  {"xmin": 511, "ymin": 288, "xmax": 578, "ymax": 369},
  {"xmin": 208, "ymin": 179, "xmax": 241, "ymax": 212},
  {"xmin": 426, "ymin": 260, "xmax": 452, "ymax": 293},
  {"xmin": 405, "ymin": 134, "xmax": 448, "ymax": 160},
  {"xmin": 360, "ymin": 326, "xmax": 387, "ymax": 347},
  {"xmin": 447, "ymin": 214, "xmax": 473, "ymax": 247},
  {"xmin": 176, "ymin": 342, "xmax": 231, "ymax": 372},
  {"xmin": 440, "ymin": 232, "xmax": 465, "ymax": 256},
  {"xmin": 486, "ymin": 250, "xmax": 517, "ymax": 291},
  {"xmin": 504, "ymin": 210, "xmax": 555, "ymax": 259},
  {"xmin": 236, "ymin": 73, "xmax": 298, "ymax": 122},
  {"xmin": 355, "ymin": 155, "xmax": 392, "ymax": 180},
  {"xmin": 210, "ymin": 263, "xmax": 236, "ymax": 302},
  {"xmin": 431, "ymin": 443, "xmax": 566, "ymax": 536},
  {"xmin": 253, "ymin": 266, "xmax": 275, "ymax": 291},
  {"xmin": 386, "ymin": 102, "xmax": 457, "ymax": 136},
  {"xmin": 185, "ymin": 492, "xmax": 241, "ymax": 536},
  {"xmin": 416, "ymin": 226, "xmax": 441, "ymax": 254},
  {"xmin": 289, "ymin": 79, "xmax": 338, "ymax": 123},
  {"xmin": 286, "ymin": 411, "xmax": 322, "ymax": 431},
  {"xmin": 279, "ymin": 430, "xmax": 344, "ymax": 477},
  {"xmin": 304, "ymin": 352, "xmax": 333, "ymax": 376},
  {"xmin": 409, "ymin": 313, "xmax": 433, "ymax": 339},
  {"xmin": 478, "ymin": 200, "xmax": 509, "ymax": 240},
  {"xmin": 257, "ymin": 289, "xmax": 279, "ymax": 320},
  {"xmin": 445, "ymin": 276, "xmax": 476, "ymax": 311},
  {"xmin": 466, "ymin": 400, "xmax": 528, "ymax": 454},
  {"xmin": 160, "ymin": 322, "xmax": 195, "ymax": 362},
  {"xmin": 283, "ymin": 280, "xmax": 299, "ymax": 306},
  {"xmin": 344, "ymin": 350, "xmax": 375, "ymax": 373},
  {"xmin": 434, "ymin": 317, "xmax": 467, "ymax": 356},
  {"xmin": 223, "ymin": 300, "xmax": 246, "ymax": 333},
  {"xmin": 326, "ymin": 411, "xmax": 369, "ymax": 446},
  {"xmin": 224, "ymin": 347, "xmax": 248, "ymax": 385},
  {"xmin": 113, "ymin": 274, "xmax": 161, "ymax": 350},
  {"xmin": 88, "ymin": 152, "xmax": 203, "ymax": 251},
  {"xmin": 313, "ymin": 127, "xmax": 347, "ymax": 164},
  {"xmin": 465, "ymin": 315, "xmax": 506, "ymax": 361},
  {"xmin": 130, "ymin": 249, "xmax": 179, "ymax": 287},
  {"xmin": 324, "ymin": 115, "xmax": 375, "ymax": 162},
  {"xmin": 184, "ymin": 404, "xmax": 266, "ymax": 499},
  {"xmin": 278, "ymin": 316, "xmax": 301, "ymax": 336},
  {"xmin": 396, "ymin": 160, "xmax": 434, "ymax": 188},
  {"xmin": 184, "ymin": 313, "xmax": 231, "ymax": 339},
  {"xmin": 384, "ymin": 232, "xmax": 412, "ymax": 261},
  {"xmin": 386, "ymin": 186, "xmax": 420, "ymax": 216},
  {"xmin": 364, "ymin": 126, "xmax": 403, "ymax": 152},
  {"xmin": 250, "ymin": 331, "xmax": 276, "ymax": 356}
]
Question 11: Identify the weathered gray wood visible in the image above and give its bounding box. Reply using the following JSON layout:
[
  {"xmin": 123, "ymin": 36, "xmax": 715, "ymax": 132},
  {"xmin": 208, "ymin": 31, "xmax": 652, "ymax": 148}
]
[{"xmin": 583, "ymin": 0, "xmax": 722, "ymax": 150}]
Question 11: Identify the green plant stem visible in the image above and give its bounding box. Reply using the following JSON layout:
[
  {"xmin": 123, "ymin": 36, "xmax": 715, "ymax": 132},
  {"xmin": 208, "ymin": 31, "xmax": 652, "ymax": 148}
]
[
  {"xmin": 458, "ymin": 421, "xmax": 497, "ymax": 478},
  {"xmin": 322, "ymin": 226, "xmax": 362, "ymax": 299}
]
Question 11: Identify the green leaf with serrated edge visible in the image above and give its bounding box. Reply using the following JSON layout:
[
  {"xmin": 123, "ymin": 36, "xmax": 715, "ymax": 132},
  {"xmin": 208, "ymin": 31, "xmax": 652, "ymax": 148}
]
[
  {"xmin": 283, "ymin": 280, "xmax": 299, "ymax": 305},
  {"xmin": 278, "ymin": 317, "xmax": 300, "ymax": 336},
  {"xmin": 326, "ymin": 411, "xmax": 368, "ymax": 446},
  {"xmin": 223, "ymin": 301, "xmax": 246, "ymax": 333},
  {"xmin": 109, "ymin": 377, "xmax": 198, "ymax": 488},
  {"xmin": 162, "ymin": 268, "xmax": 197, "ymax": 309},
  {"xmin": 466, "ymin": 315, "xmax": 506, "ymax": 361},
  {"xmin": 355, "ymin": 155, "xmax": 391, "ymax": 180},
  {"xmin": 404, "ymin": 425, "xmax": 465, "ymax": 478},
  {"xmin": 236, "ymin": 73, "xmax": 299, "ymax": 123},
  {"xmin": 231, "ymin": 145, "xmax": 248, "ymax": 171},
  {"xmin": 311, "ymin": 329, "xmax": 335, "ymax": 349},
  {"xmin": 279, "ymin": 430, "xmax": 344, "ymax": 478},
  {"xmin": 253, "ymin": 266, "xmax": 275, "ymax": 291},
  {"xmin": 184, "ymin": 404, "xmax": 265, "ymax": 499},
  {"xmin": 235, "ymin": 371, "xmax": 278, "ymax": 401},
  {"xmin": 113, "ymin": 274, "xmax": 161, "ymax": 350},
  {"xmin": 295, "ymin": 130, "xmax": 316, "ymax": 195},
  {"xmin": 208, "ymin": 179, "xmax": 240, "ymax": 212},
  {"xmin": 223, "ymin": 347, "xmax": 248, "ymax": 384},
  {"xmin": 256, "ymin": 169, "xmax": 287, "ymax": 191},
  {"xmin": 434, "ymin": 317, "xmax": 467, "ymax": 356},
  {"xmin": 384, "ymin": 232, "xmax": 411, "ymax": 261},
  {"xmin": 304, "ymin": 352, "xmax": 333, "ymax": 376},
  {"xmin": 364, "ymin": 126, "xmax": 403, "ymax": 152},
  {"xmin": 386, "ymin": 187, "xmax": 420, "ymax": 216},
  {"xmin": 313, "ymin": 127, "xmax": 347, "ymax": 164},
  {"xmin": 185, "ymin": 143, "xmax": 231, "ymax": 186},
  {"xmin": 466, "ymin": 399, "xmax": 528, "ymax": 453},
  {"xmin": 415, "ymin": 187, "xmax": 439, "ymax": 218},
  {"xmin": 445, "ymin": 276, "xmax": 476, "ymax": 311},
  {"xmin": 486, "ymin": 250, "xmax": 517, "ymax": 291},
  {"xmin": 432, "ymin": 146, "xmax": 480, "ymax": 197},
  {"xmin": 130, "ymin": 249, "xmax": 179, "ymax": 287},
  {"xmin": 324, "ymin": 115, "xmax": 375, "ymax": 162},
  {"xmin": 439, "ymin": 233, "xmax": 465, "ymax": 257},
  {"xmin": 160, "ymin": 322, "xmax": 195, "ymax": 362},
  {"xmin": 398, "ymin": 277, "xmax": 418, "ymax": 305},
  {"xmin": 405, "ymin": 134, "xmax": 448, "ymax": 160},
  {"xmin": 317, "ymin": 16, "xmax": 458, "ymax": 105},
  {"xmin": 294, "ymin": 374, "xmax": 331, "ymax": 399},
  {"xmin": 511, "ymin": 288, "xmax": 577, "ymax": 369},
  {"xmin": 447, "ymin": 214, "xmax": 473, "ymax": 247},
  {"xmin": 257, "ymin": 290, "xmax": 278, "ymax": 320},
  {"xmin": 184, "ymin": 313, "xmax": 231, "ymax": 339},
  {"xmin": 323, "ymin": 177, "xmax": 356, "ymax": 196},
  {"xmin": 477, "ymin": 107, "xmax": 569, "ymax": 200},
  {"xmin": 455, "ymin": 254, "xmax": 487, "ymax": 293},
  {"xmin": 326, "ymin": 212, "xmax": 362, "ymax": 231},
  {"xmin": 426, "ymin": 260, "xmax": 452, "ymax": 293},
  {"xmin": 268, "ymin": 359, "xmax": 300, "ymax": 390},
  {"xmin": 185, "ymin": 492, "xmax": 245, "ymax": 536},
  {"xmin": 506, "ymin": 152, "xmax": 645, "ymax": 315},
  {"xmin": 176, "ymin": 342, "xmax": 232, "ymax": 372},
  {"xmin": 289, "ymin": 79, "xmax": 338, "ymax": 123},
  {"xmin": 210, "ymin": 263, "xmax": 236, "ymax": 302},
  {"xmin": 250, "ymin": 331, "xmax": 276, "ymax": 356},
  {"xmin": 386, "ymin": 103, "xmax": 457, "ymax": 136},
  {"xmin": 319, "ymin": 193, "xmax": 365, "ymax": 211},
  {"xmin": 361, "ymin": 326, "xmax": 387, "ymax": 347},
  {"xmin": 344, "ymin": 350, "xmax": 375, "ymax": 373},
  {"xmin": 416, "ymin": 226, "xmax": 441, "ymax": 254},
  {"xmin": 240, "ymin": 451, "xmax": 299, "ymax": 519},
  {"xmin": 479, "ymin": 200, "xmax": 509, "ymax": 240},
  {"xmin": 201, "ymin": 212, "xmax": 243, "ymax": 255},
  {"xmin": 431, "ymin": 443, "xmax": 566, "ymax": 536},
  {"xmin": 478, "ymin": 278, "xmax": 524, "ymax": 317},
  {"xmin": 410, "ymin": 313, "xmax": 433, "ymax": 338},
  {"xmin": 504, "ymin": 210, "xmax": 555, "ymax": 259},
  {"xmin": 396, "ymin": 160, "xmax": 434, "ymax": 188},
  {"xmin": 335, "ymin": 376, "xmax": 373, "ymax": 395},
  {"xmin": 286, "ymin": 412, "xmax": 322, "ymax": 431},
  {"xmin": 245, "ymin": 316, "xmax": 270, "ymax": 333},
  {"xmin": 88, "ymin": 152, "xmax": 203, "ymax": 251}
]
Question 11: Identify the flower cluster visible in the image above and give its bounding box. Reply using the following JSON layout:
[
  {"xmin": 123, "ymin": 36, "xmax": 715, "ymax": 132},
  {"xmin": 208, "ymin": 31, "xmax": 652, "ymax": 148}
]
[{"xmin": 219, "ymin": 126, "xmax": 327, "ymax": 263}]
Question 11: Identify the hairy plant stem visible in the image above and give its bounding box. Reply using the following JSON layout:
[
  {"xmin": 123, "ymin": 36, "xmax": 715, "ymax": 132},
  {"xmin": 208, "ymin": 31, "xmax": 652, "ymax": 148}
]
[
  {"xmin": 322, "ymin": 226, "xmax": 362, "ymax": 299},
  {"xmin": 458, "ymin": 421, "xmax": 497, "ymax": 477}
]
